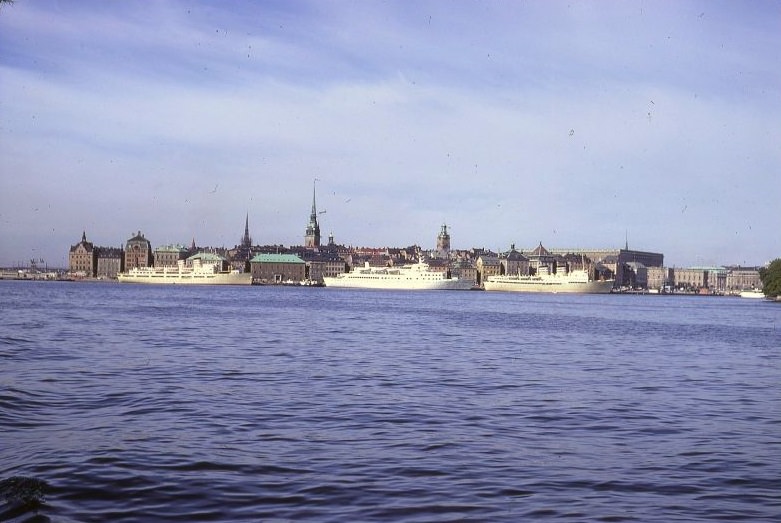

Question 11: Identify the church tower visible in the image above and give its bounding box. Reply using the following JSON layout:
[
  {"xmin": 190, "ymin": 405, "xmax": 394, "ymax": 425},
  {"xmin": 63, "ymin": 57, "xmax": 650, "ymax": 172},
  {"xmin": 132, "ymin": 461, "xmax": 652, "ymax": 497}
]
[
  {"xmin": 241, "ymin": 213, "xmax": 252, "ymax": 249},
  {"xmin": 236, "ymin": 213, "xmax": 253, "ymax": 262},
  {"xmin": 436, "ymin": 223, "xmax": 451, "ymax": 258},
  {"xmin": 304, "ymin": 181, "xmax": 321, "ymax": 248}
]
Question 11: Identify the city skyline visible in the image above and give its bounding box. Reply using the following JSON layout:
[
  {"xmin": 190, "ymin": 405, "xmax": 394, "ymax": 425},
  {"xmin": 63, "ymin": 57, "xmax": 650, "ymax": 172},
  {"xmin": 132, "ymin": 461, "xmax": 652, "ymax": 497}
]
[{"xmin": 1, "ymin": 1, "xmax": 779, "ymax": 268}]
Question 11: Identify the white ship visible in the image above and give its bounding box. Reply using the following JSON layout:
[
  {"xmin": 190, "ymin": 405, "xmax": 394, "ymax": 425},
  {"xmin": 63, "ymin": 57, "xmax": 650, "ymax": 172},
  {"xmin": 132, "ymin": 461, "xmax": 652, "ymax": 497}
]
[
  {"xmin": 117, "ymin": 259, "xmax": 252, "ymax": 285},
  {"xmin": 484, "ymin": 266, "xmax": 614, "ymax": 294},
  {"xmin": 323, "ymin": 259, "xmax": 474, "ymax": 290},
  {"xmin": 739, "ymin": 289, "xmax": 765, "ymax": 299}
]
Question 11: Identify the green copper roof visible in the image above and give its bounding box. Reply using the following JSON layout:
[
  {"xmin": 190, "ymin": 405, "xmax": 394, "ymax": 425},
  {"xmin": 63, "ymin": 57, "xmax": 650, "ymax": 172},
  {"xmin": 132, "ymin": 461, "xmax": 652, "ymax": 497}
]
[{"xmin": 250, "ymin": 253, "xmax": 305, "ymax": 264}]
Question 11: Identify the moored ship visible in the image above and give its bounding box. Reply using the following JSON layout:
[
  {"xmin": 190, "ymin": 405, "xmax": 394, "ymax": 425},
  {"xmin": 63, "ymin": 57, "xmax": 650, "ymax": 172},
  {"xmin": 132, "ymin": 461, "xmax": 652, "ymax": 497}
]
[
  {"xmin": 484, "ymin": 266, "xmax": 614, "ymax": 294},
  {"xmin": 323, "ymin": 259, "xmax": 474, "ymax": 290},
  {"xmin": 117, "ymin": 259, "xmax": 251, "ymax": 285}
]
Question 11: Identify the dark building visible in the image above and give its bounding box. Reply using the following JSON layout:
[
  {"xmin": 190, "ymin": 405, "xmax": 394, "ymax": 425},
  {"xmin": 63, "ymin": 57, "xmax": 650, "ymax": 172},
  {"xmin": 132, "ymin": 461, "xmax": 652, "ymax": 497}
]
[{"xmin": 96, "ymin": 247, "xmax": 124, "ymax": 278}]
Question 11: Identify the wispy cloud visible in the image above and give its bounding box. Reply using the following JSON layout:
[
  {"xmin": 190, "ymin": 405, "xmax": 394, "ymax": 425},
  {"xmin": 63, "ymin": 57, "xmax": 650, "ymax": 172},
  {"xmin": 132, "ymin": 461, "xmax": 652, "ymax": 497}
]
[{"xmin": 1, "ymin": 0, "xmax": 779, "ymax": 267}]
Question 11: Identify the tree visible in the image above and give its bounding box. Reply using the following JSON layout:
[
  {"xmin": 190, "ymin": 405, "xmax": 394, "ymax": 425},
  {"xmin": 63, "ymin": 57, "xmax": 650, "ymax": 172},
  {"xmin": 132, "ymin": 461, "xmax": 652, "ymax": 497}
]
[{"xmin": 759, "ymin": 258, "xmax": 781, "ymax": 298}]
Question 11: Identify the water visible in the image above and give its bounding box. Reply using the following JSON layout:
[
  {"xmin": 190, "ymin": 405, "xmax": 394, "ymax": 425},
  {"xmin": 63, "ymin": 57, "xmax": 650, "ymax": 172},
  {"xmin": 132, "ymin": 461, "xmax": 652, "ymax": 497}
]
[{"xmin": 1, "ymin": 280, "xmax": 779, "ymax": 522}]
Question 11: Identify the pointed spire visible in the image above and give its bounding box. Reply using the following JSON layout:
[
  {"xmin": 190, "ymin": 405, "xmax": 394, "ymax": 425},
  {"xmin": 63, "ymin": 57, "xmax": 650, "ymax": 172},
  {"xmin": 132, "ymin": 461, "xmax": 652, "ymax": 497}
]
[
  {"xmin": 305, "ymin": 179, "xmax": 321, "ymax": 248},
  {"xmin": 310, "ymin": 179, "xmax": 318, "ymax": 218},
  {"xmin": 81, "ymin": 230, "xmax": 87, "ymax": 243}
]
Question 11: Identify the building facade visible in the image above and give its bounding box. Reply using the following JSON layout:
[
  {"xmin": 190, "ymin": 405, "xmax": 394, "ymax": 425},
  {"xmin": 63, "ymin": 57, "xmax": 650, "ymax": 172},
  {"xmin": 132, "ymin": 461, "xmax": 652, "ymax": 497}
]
[
  {"xmin": 69, "ymin": 231, "xmax": 96, "ymax": 276},
  {"xmin": 646, "ymin": 266, "xmax": 671, "ymax": 290},
  {"xmin": 436, "ymin": 224, "xmax": 451, "ymax": 258},
  {"xmin": 476, "ymin": 255, "xmax": 501, "ymax": 285},
  {"xmin": 499, "ymin": 248, "xmax": 529, "ymax": 276},
  {"xmin": 672, "ymin": 268, "xmax": 708, "ymax": 290},
  {"xmin": 154, "ymin": 245, "xmax": 189, "ymax": 268},
  {"xmin": 125, "ymin": 231, "xmax": 153, "ymax": 270},
  {"xmin": 725, "ymin": 267, "xmax": 762, "ymax": 292},
  {"xmin": 96, "ymin": 247, "xmax": 124, "ymax": 278},
  {"xmin": 250, "ymin": 253, "xmax": 306, "ymax": 283}
]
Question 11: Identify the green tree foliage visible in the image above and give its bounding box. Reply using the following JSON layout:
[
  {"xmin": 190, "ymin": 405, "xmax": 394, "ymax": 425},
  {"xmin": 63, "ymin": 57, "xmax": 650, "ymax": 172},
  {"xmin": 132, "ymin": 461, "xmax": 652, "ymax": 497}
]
[{"xmin": 759, "ymin": 258, "xmax": 781, "ymax": 298}]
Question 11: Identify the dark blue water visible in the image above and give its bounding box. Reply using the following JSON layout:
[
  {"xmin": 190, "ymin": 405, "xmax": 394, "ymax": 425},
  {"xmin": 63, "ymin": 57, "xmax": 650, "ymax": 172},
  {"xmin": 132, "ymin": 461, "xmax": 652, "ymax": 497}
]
[{"xmin": 1, "ymin": 280, "xmax": 779, "ymax": 522}]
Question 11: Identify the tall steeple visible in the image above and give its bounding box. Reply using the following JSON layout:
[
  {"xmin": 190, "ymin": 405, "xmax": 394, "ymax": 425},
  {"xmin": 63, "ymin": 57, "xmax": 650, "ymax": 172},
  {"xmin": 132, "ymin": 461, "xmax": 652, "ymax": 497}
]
[
  {"xmin": 237, "ymin": 213, "xmax": 253, "ymax": 262},
  {"xmin": 304, "ymin": 180, "xmax": 321, "ymax": 248},
  {"xmin": 241, "ymin": 213, "xmax": 252, "ymax": 248}
]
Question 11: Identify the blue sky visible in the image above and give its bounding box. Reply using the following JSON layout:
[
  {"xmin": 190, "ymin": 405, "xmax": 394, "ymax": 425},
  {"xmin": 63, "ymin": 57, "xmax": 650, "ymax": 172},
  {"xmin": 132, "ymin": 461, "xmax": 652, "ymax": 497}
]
[{"xmin": 1, "ymin": 0, "xmax": 779, "ymax": 268}]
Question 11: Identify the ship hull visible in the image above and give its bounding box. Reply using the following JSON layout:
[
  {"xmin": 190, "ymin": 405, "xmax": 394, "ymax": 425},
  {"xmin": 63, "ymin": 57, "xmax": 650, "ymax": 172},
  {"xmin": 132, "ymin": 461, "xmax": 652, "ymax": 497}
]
[
  {"xmin": 484, "ymin": 277, "xmax": 614, "ymax": 294},
  {"xmin": 323, "ymin": 276, "xmax": 473, "ymax": 290},
  {"xmin": 117, "ymin": 272, "xmax": 252, "ymax": 285}
]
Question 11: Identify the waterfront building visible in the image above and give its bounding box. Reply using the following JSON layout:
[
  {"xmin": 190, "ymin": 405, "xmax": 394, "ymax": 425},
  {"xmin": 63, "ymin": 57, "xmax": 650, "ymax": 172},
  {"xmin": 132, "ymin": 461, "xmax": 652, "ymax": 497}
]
[
  {"xmin": 295, "ymin": 249, "xmax": 345, "ymax": 282},
  {"xmin": 452, "ymin": 259, "xmax": 478, "ymax": 283},
  {"xmin": 725, "ymin": 267, "xmax": 762, "ymax": 292},
  {"xmin": 250, "ymin": 253, "xmax": 306, "ymax": 283},
  {"xmin": 499, "ymin": 247, "xmax": 529, "ymax": 276},
  {"xmin": 624, "ymin": 262, "xmax": 648, "ymax": 289},
  {"xmin": 699, "ymin": 267, "xmax": 728, "ymax": 294},
  {"xmin": 125, "ymin": 231, "xmax": 153, "ymax": 271},
  {"xmin": 69, "ymin": 231, "xmax": 96, "ymax": 276},
  {"xmin": 154, "ymin": 244, "xmax": 189, "ymax": 268},
  {"xmin": 69, "ymin": 231, "xmax": 125, "ymax": 278},
  {"xmin": 527, "ymin": 243, "xmax": 557, "ymax": 274},
  {"xmin": 96, "ymin": 247, "xmax": 124, "ymax": 279},
  {"xmin": 646, "ymin": 266, "xmax": 672, "ymax": 290},
  {"xmin": 672, "ymin": 267, "xmax": 708, "ymax": 290},
  {"xmin": 304, "ymin": 182, "xmax": 321, "ymax": 248},
  {"xmin": 475, "ymin": 254, "xmax": 500, "ymax": 285}
]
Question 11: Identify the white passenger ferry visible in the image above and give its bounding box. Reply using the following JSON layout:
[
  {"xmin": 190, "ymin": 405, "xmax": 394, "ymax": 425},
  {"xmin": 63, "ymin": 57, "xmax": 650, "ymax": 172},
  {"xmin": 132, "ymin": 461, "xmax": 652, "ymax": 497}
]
[
  {"xmin": 117, "ymin": 259, "xmax": 252, "ymax": 285},
  {"xmin": 484, "ymin": 266, "xmax": 614, "ymax": 294},
  {"xmin": 323, "ymin": 259, "xmax": 474, "ymax": 290}
]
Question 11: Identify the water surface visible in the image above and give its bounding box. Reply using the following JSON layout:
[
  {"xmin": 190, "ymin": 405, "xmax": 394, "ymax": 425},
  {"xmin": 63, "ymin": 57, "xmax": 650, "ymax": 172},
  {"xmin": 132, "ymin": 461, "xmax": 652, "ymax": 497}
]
[{"xmin": 1, "ymin": 281, "xmax": 779, "ymax": 521}]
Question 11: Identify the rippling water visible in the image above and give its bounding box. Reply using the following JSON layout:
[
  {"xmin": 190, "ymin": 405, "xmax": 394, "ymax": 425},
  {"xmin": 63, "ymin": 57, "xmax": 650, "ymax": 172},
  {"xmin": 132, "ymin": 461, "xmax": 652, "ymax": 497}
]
[{"xmin": 1, "ymin": 280, "xmax": 779, "ymax": 522}]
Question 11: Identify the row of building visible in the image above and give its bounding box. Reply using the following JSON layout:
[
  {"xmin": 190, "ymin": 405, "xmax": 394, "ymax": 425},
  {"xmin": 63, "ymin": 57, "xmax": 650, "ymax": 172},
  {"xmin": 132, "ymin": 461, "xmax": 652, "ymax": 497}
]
[
  {"xmin": 67, "ymin": 185, "xmax": 763, "ymax": 291},
  {"xmin": 68, "ymin": 227, "xmax": 763, "ymax": 293}
]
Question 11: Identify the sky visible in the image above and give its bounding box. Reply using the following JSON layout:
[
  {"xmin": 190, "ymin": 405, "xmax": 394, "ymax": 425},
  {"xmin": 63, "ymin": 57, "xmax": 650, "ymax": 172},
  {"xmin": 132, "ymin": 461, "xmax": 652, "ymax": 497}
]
[{"xmin": 1, "ymin": 0, "xmax": 779, "ymax": 268}]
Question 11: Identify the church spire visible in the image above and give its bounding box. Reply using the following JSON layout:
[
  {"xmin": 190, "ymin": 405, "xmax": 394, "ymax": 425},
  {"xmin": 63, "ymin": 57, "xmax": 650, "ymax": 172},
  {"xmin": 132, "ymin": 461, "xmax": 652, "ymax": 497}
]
[
  {"xmin": 310, "ymin": 182, "xmax": 318, "ymax": 220},
  {"xmin": 304, "ymin": 179, "xmax": 321, "ymax": 248},
  {"xmin": 241, "ymin": 213, "xmax": 251, "ymax": 247}
]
